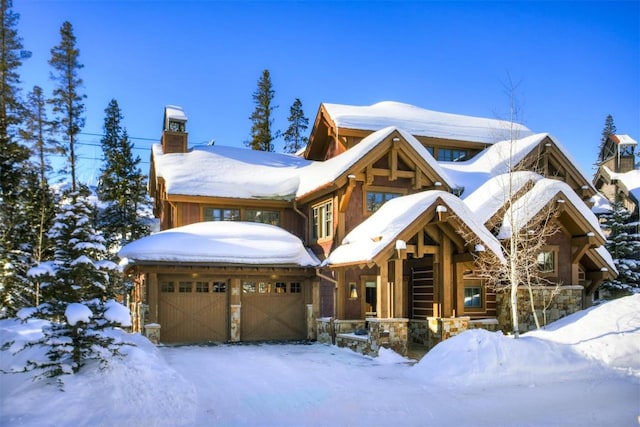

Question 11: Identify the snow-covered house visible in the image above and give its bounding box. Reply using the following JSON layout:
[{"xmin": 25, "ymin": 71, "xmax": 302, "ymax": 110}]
[
  {"xmin": 593, "ymin": 134, "xmax": 639, "ymax": 218},
  {"xmin": 119, "ymin": 102, "xmax": 616, "ymax": 354}
]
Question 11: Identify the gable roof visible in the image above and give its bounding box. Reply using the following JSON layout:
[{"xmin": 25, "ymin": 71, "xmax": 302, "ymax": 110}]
[
  {"xmin": 323, "ymin": 191, "xmax": 504, "ymax": 267},
  {"xmin": 119, "ymin": 221, "xmax": 320, "ymax": 266},
  {"xmin": 296, "ymin": 126, "xmax": 457, "ymax": 198},
  {"xmin": 497, "ymin": 179, "xmax": 604, "ymax": 240},
  {"xmin": 600, "ymin": 166, "xmax": 640, "ymax": 203},
  {"xmin": 322, "ymin": 101, "xmax": 534, "ymax": 144}
]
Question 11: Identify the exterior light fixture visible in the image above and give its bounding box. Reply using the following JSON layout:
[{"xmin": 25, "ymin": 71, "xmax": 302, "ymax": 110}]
[{"xmin": 349, "ymin": 282, "xmax": 358, "ymax": 299}]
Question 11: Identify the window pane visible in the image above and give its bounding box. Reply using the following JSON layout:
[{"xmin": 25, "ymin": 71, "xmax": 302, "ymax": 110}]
[
  {"xmin": 290, "ymin": 282, "xmax": 301, "ymax": 293},
  {"xmin": 246, "ymin": 209, "xmax": 280, "ymax": 226},
  {"xmin": 275, "ymin": 282, "xmax": 287, "ymax": 293},
  {"xmin": 537, "ymin": 251, "xmax": 555, "ymax": 273},
  {"xmin": 464, "ymin": 287, "xmax": 482, "ymax": 308},
  {"xmin": 213, "ymin": 281, "xmax": 226, "ymax": 293},
  {"xmin": 161, "ymin": 281, "xmax": 175, "ymax": 293},
  {"xmin": 258, "ymin": 282, "xmax": 270, "ymax": 293},
  {"xmin": 243, "ymin": 282, "xmax": 256, "ymax": 293},
  {"xmin": 196, "ymin": 282, "xmax": 209, "ymax": 293},
  {"xmin": 179, "ymin": 281, "xmax": 192, "ymax": 293}
]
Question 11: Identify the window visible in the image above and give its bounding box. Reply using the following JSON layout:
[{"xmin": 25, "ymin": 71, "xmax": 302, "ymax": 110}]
[
  {"xmin": 179, "ymin": 281, "xmax": 192, "ymax": 293},
  {"xmin": 275, "ymin": 282, "xmax": 287, "ymax": 293},
  {"xmin": 258, "ymin": 282, "xmax": 271, "ymax": 293},
  {"xmin": 312, "ymin": 200, "xmax": 333, "ymax": 240},
  {"xmin": 203, "ymin": 207, "xmax": 240, "ymax": 222},
  {"xmin": 243, "ymin": 281, "xmax": 256, "ymax": 293},
  {"xmin": 161, "ymin": 281, "xmax": 175, "ymax": 293},
  {"xmin": 213, "ymin": 281, "xmax": 226, "ymax": 293},
  {"xmin": 537, "ymin": 250, "xmax": 555, "ymax": 273},
  {"xmin": 245, "ymin": 209, "xmax": 280, "ymax": 226},
  {"xmin": 290, "ymin": 282, "xmax": 301, "ymax": 293},
  {"xmin": 196, "ymin": 282, "xmax": 209, "ymax": 293},
  {"xmin": 464, "ymin": 286, "xmax": 482, "ymax": 308},
  {"xmin": 366, "ymin": 191, "xmax": 401, "ymax": 213},
  {"xmin": 438, "ymin": 148, "xmax": 466, "ymax": 162}
]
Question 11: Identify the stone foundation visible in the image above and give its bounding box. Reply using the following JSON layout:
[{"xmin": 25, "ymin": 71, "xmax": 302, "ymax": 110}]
[{"xmin": 496, "ymin": 286, "xmax": 583, "ymax": 333}]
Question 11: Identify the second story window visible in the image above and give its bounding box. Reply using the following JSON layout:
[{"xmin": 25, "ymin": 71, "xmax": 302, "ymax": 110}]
[
  {"xmin": 438, "ymin": 148, "xmax": 467, "ymax": 162},
  {"xmin": 245, "ymin": 209, "xmax": 280, "ymax": 226},
  {"xmin": 366, "ymin": 191, "xmax": 401, "ymax": 213},
  {"xmin": 312, "ymin": 200, "xmax": 333, "ymax": 240},
  {"xmin": 204, "ymin": 207, "xmax": 240, "ymax": 222}
]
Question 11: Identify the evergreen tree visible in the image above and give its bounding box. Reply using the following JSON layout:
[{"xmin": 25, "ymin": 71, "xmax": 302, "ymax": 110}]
[
  {"xmin": 0, "ymin": 0, "xmax": 36, "ymax": 317},
  {"xmin": 599, "ymin": 200, "xmax": 640, "ymax": 297},
  {"xmin": 17, "ymin": 186, "xmax": 130, "ymax": 383},
  {"xmin": 282, "ymin": 98, "xmax": 309, "ymax": 154},
  {"xmin": 597, "ymin": 114, "xmax": 616, "ymax": 163},
  {"xmin": 20, "ymin": 85, "xmax": 59, "ymax": 264},
  {"xmin": 247, "ymin": 69, "xmax": 277, "ymax": 151},
  {"xmin": 49, "ymin": 21, "xmax": 85, "ymax": 191},
  {"xmin": 97, "ymin": 99, "xmax": 150, "ymax": 256}
]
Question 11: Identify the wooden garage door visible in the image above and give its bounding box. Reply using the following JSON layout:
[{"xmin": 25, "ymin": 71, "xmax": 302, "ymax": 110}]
[
  {"xmin": 241, "ymin": 281, "xmax": 305, "ymax": 341},
  {"xmin": 159, "ymin": 279, "xmax": 228, "ymax": 343}
]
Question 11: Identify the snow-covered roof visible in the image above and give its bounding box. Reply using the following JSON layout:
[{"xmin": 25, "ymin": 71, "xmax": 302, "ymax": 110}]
[
  {"xmin": 602, "ymin": 166, "xmax": 640, "ymax": 203},
  {"xmin": 152, "ymin": 144, "xmax": 310, "ymax": 200},
  {"xmin": 463, "ymin": 171, "xmax": 543, "ymax": 225},
  {"xmin": 441, "ymin": 133, "xmax": 595, "ymax": 196},
  {"xmin": 497, "ymin": 179, "xmax": 604, "ymax": 240},
  {"xmin": 118, "ymin": 222, "xmax": 320, "ymax": 266},
  {"xmin": 153, "ymin": 126, "xmax": 456, "ymax": 200},
  {"xmin": 610, "ymin": 134, "xmax": 637, "ymax": 146},
  {"xmin": 165, "ymin": 105, "xmax": 187, "ymax": 121},
  {"xmin": 323, "ymin": 101, "xmax": 534, "ymax": 144},
  {"xmin": 323, "ymin": 191, "xmax": 505, "ymax": 266}
]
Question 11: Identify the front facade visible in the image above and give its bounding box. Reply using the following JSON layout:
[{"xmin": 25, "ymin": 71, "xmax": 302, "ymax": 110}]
[{"xmin": 121, "ymin": 102, "xmax": 616, "ymax": 354}]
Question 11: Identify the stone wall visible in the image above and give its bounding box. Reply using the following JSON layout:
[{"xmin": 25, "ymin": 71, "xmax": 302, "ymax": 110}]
[
  {"xmin": 368, "ymin": 318, "xmax": 408, "ymax": 356},
  {"xmin": 496, "ymin": 286, "xmax": 583, "ymax": 333}
]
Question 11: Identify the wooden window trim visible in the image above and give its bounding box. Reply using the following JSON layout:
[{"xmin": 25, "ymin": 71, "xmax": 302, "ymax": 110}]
[{"xmin": 311, "ymin": 199, "xmax": 334, "ymax": 242}]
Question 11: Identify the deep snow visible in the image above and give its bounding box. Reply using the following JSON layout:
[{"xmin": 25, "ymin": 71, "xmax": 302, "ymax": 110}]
[{"xmin": 1, "ymin": 295, "xmax": 639, "ymax": 427}]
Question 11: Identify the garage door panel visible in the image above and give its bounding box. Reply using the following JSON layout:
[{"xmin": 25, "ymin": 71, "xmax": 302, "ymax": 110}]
[
  {"xmin": 242, "ymin": 294, "xmax": 305, "ymax": 341},
  {"xmin": 159, "ymin": 293, "xmax": 228, "ymax": 343}
]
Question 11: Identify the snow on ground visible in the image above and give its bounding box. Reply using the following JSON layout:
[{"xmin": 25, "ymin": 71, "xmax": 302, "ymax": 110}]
[{"xmin": 1, "ymin": 295, "xmax": 639, "ymax": 427}]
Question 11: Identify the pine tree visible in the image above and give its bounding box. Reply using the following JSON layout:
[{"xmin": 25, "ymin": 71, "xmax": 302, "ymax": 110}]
[
  {"xmin": 599, "ymin": 200, "xmax": 640, "ymax": 298},
  {"xmin": 282, "ymin": 98, "xmax": 309, "ymax": 154},
  {"xmin": 597, "ymin": 114, "xmax": 616, "ymax": 163},
  {"xmin": 17, "ymin": 186, "xmax": 130, "ymax": 383},
  {"xmin": 49, "ymin": 21, "xmax": 85, "ymax": 192},
  {"xmin": 20, "ymin": 85, "xmax": 59, "ymax": 264},
  {"xmin": 247, "ymin": 69, "xmax": 277, "ymax": 152},
  {"xmin": 0, "ymin": 0, "xmax": 37, "ymax": 317},
  {"xmin": 97, "ymin": 99, "xmax": 150, "ymax": 256}
]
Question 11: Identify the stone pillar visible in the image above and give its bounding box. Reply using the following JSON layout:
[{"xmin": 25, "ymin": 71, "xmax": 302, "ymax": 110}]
[
  {"xmin": 306, "ymin": 304, "xmax": 316, "ymax": 339},
  {"xmin": 144, "ymin": 323, "xmax": 161, "ymax": 345},
  {"xmin": 230, "ymin": 304, "xmax": 241, "ymax": 342}
]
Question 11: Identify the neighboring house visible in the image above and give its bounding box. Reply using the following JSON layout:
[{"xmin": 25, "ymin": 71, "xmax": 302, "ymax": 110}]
[
  {"xmin": 593, "ymin": 134, "xmax": 639, "ymax": 220},
  {"xmin": 120, "ymin": 102, "xmax": 616, "ymax": 355}
]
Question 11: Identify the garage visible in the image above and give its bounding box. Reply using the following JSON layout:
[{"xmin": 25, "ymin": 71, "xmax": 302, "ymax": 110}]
[{"xmin": 157, "ymin": 276, "xmax": 228, "ymax": 343}]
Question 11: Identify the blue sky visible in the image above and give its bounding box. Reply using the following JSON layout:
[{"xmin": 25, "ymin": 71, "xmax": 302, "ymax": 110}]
[{"xmin": 14, "ymin": 1, "xmax": 639, "ymax": 184}]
